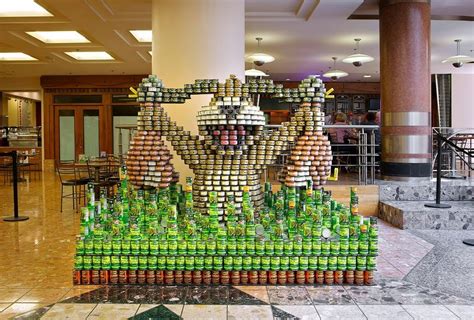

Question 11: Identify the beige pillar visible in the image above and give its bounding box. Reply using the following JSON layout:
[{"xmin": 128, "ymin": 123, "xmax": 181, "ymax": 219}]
[{"xmin": 152, "ymin": 0, "xmax": 245, "ymax": 182}]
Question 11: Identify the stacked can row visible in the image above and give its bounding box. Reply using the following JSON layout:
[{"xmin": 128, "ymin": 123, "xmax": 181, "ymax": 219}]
[
  {"xmin": 74, "ymin": 255, "xmax": 376, "ymax": 272},
  {"xmin": 74, "ymin": 269, "xmax": 374, "ymax": 286}
]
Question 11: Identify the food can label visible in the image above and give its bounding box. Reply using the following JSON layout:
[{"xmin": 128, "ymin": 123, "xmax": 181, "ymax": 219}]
[
  {"xmin": 318, "ymin": 257, "xmax": 328, "ymax": 270},
  {"xmin": 129, "ymin": 256, "xmax": 139, "ymax": 270},
  {"xmin": 274, "ymin": 239, "xmax": 284, "ymax": 254},
  {"xmin": 299, "ymin": 257, "xmax": 309, "ymax": 270},
  {"xmin": 280, "ymin": 256, "xmax": 289, "ymax": 270},
  {"xmin": 148, "ymin": 256, "xmax": 157, "ymax": 269},
  {"xmin": 233, "ymin": 257, "xmax": 243, "ymax": 270},
  {"xmin": 83, "ymin": 256, "xmax": 92, "ymax": 269},
  {"xmin": 271, "ymin": 257, "xmax": 281, "ymax": 271},
  {"xmin": 157, "ymin": 257, "xmax": 166, "ymax": 269},
  {"xmin": 252, "ymin": 256, "xmax": 261, "ymax": 269},
  {"xmin": 337, "ymin": 256, "xmax": 347, "ymax": 270},
  {"xmin": 185, "ymin": 257, "xmax": 195, "ymax": 270},
  {"xmin": 367, "ymin": 256, "xmax": 376, "ymax": 270},
  {"xmin": 290, "ymin": 257, "xmax": 299, "ymax": 270},
  {"xmin": 74, "ymin": 256, "xmax": 83, "ymax": 270},
  {"xmin": 102, "ymin": 256, "xmax": 111, "ymax": 269},
  {"xmin": 328, "ymin": 257, "xmax": 337, "ymax": 270}
]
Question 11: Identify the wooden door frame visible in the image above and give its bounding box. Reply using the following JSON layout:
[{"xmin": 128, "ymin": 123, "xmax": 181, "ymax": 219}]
[{"xmin": 54, "ymin": 105, "xmax": 105, "ymax": 163}]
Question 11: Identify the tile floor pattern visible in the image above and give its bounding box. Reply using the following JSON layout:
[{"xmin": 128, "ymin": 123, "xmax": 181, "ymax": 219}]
[{"xmin": 0, "ymin": 172, "xmax": 473, "ymax": 319}]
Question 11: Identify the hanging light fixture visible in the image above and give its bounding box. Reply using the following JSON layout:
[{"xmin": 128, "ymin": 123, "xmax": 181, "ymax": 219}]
[
  {"xmin": 442, "ymin": 39, "xmax": 473, "ymax": 68},
  {"xmin": 246, "ymin": 37, "xmax": 275, "ymax": 66},
  {"xmin": 245, "ymin": 68, "xmax": 269, "ymax": 77},
  {"xmin": 323, "ymin": 57, "xmax": 348, "ymax": 80},
  {"xmin": 342, "ymin": 38, "xmax": 374, "ymax": 67}
]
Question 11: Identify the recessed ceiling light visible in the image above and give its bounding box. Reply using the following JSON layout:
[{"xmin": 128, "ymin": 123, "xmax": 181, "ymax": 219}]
[
  {"xmin": 130, "ymin": 30, "xmax": 152, "ymax": 43},
  {"xmin": 0, "ymin": 0, "xmax": 53, "ymax": 17},
  {"xmin": 363, "ymin": 74, "xmax": 372, "ymax": 78},
  {"xmin": 64, "ymin": 51, "xmax": 114, "ymax": 60},
  {"xmin": 148, "ymin": 51, "xmax": 152, "ymax": 56},
  {"xmin": 0, "ymin": 52, "xmax": 37, "ymax": 61},
  {"xmin": 26, "ymin": 31, "xmax": 90, "ymax": 44},
  {"xmin": 285, "ymin": 78, "xmax": 291, "ymax": 81}
]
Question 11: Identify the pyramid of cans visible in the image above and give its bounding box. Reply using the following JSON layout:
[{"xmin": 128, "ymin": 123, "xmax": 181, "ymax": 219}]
[{"xmin": 73, "ymin": 174, "xmax": 378, "ymax": 286}]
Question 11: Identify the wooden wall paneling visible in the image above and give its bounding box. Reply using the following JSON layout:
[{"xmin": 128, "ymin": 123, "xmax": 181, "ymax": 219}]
[
  {"xmin": 40, "ymin": 75, "xmax": 147, "ymax": 89},
  {"xmin": 103, "ymin": 94, "xmax": 113, "ymax": 154},
  {"xmin": 43, "ymin": 92, "xmax": 53, "ymax": 159}
]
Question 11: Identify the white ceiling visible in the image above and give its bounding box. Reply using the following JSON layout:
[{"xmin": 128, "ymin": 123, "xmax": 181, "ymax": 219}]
[{"xmin": 0, "ymin": 0, "xmax": 473, "ymax": 89}]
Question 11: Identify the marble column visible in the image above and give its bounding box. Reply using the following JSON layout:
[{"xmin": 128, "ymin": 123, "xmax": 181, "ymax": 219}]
[
  {"xmin": 152, "ymin": 0, "xmax": 245, "ymax": 182},
  {"xmin": 379, "ymin": 0, "xmax": 432, "ymax": 180}
]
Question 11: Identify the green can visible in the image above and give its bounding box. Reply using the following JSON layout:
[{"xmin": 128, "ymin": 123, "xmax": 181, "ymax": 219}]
[
  {"xmin": 168, "ymin": 240, "xmax": 178, "ymax": 255},
  {"xmin": 93, "ymin": 239, "xmax": 103, "ymax": 255},
  {"xmin": 148, "ymin": 256, "xmax": 158, "ymax": 270},
  {"xmin": 303, "ymin": 239, "xmax": 312, "ymax": 255},
  {"xmin": 195, "ymin": 256, "xmax": 204, "ymax": 270},
  {"xmin": 369, "ymin": 241, "xmax": 378, "ymax": 255},
  {"xmin": 280, "ymin": 256, "xmax": 289, "ymax": 270},
  {"xmin": 157, "ymin": 256, "xmax": 166, "ymax": 270},
  {"xmin": 290, "ymin": 256, "xmax": 299, "ymax": 271},
  {"xmin": 293, "ymin": 239, "xmax": 303, "ymax": 255},
  {"xmin": 74, "ymin": 255, "xmax": 83, "ymax": 270},
  {"xmin": 330, "ymin": 239, "xmax": 340, "ymax": 255},
  {"xmin": 252, "ymin": 256, "xmax": 261, "ymax": 269},
  {"xmin": 112, "ymin": 238, "xmax": 122, "ymax": 255},
  {"xmin": 139, "ymin": 256, "xmax": 148, "ymax": 270},
  {"xmin": 358, "ymin": 240, "xmax": 368, "ymax": 255},
  {"xmin": 227, "ymin": 239, "xmax": 237, "ymax": 255},
  {"xmin": 176, "ymin": 256, "xmax": 185, "ymax": 270},
  {"xmin": 224, "ymin": 256, "xmax": 233, "ymax": 271},
  {"xmin": 76, "ymin": 238, "xmax": 85, "ymax": 255},
  {"xmin": 178, "ymin": 240, "xmax": 187, "ymax": 255},
  {"xmin": 312, "ymin": 239, "xmax": 322, "ymax": 255},
  {"xmin": 129, "ymin": 256, "xmax": 139, "ymax": 270},
  {"xmin": 284, "ymin": 240, "xmax": 294, "ymax": 255},
  {"xmin": 349, "ymin": 239, "xmax": 359, "ymax": 255},
  {"xmin": 369, "ymin": 225, "xmax": 378, "ymax": 240},
  {"xmin": 339, "ymin": 226, "xmax": 349, "ymax": 239},
  {"xmin": 255, "ymin": 240, "xmax": 265, "ymax": 255},
  {"xmin": 159, "ymin": 239, "xmax": 168, "ymax": 255},
  {"xmin": 213, "ymin": 256, "xmax": 223, "ymax": 270},
  {"xmin": 243, "ymin": 256, "xmax": 252, "ymax": 271},
  {"xmin": 337, "ymin": 256, "xmax": 347, "ymax": 270},
  {"xmin": 328, "ymin": 256, "xmax": 337, "ymax": 271},
  {"xmin": 367, "ymin": 256, "xmax": 376, "ymax": 270},
  {"xmin": 321, "ymin": 240, "xmax": 330, "ymax": 255},
  {"xmin": 299, "ymin": 257, "xmax": 309, "ymax": 270},
  {"xmin": 149, "ymin": 238, "xmax": 159, "ymax": 255},
  {"xmin": 217, "ymin": 240, "xmax": 227, "ymax": 255},
  {"xmin": 197, "ymin": 240, "xmax": 206, "ymax": 255},
  {"xmin": 312, "ymin": 225, "xmax": 322, "ymax": 237},
  {"xmin": 271, "ymin": 257, "xmax": 281, "ymax": 271},
  {"xmin": 347, "ymin": 256, "xmax": 356, "ymax": 270},
  {"xmin": 185, "ymin": 256, "xmax": 195, "ymax": 270},
  {"xmin": 274, "ymin": 239, "xmax": 284, "ymax": 255},
  {"xmin": 166, "ymin": 256, "xmax": 176, "ymax": 270},
  {"xmin": 140, "ymin": 239, "xmax": 149, "ymax": 255},
  {"xmin": 119, "ymin": 256, "xmax": 128, "ymax": 270},
  {"xmin": 83, "ymin": 256, "xmax": 92, "ymax": 269},
  {"xmin": 357, "ymin": 256, "xmax": 367, "ymax": 270},
  {"xmin": 237, "ymin": 239, "xmax": 246, "ymax": 255},
  {"xmin": 309, "ymin": 256, "xmax": 318, "ymax": 270},
  {"xmin": 111, "ymin": 255, "xmax": 120, "ymax": 270},
  {"xmin": 233, "ymin": 256, "xmax": 243, "ymax": 271},
  {"xmin": 122, "ymin": 238, "xmax": 131, "ymax": 255},
  {"xmin": 204, "ymin": 256, "xmax": 214, "ymax": 270},
  {"xmin": 318, "ymin": 256, "xmax": 328, "ymax": 270},
  {"xmin": 265, "ymin": 240, "xmax": 274, "ymax": 255},
  {"xmin": 261, "ymin": 256, "xmax": 271, "ymax": 270},
  {"xmin": 131, "ymin": 238, "xmax": 140, "ymax": 255},
  {"xmin": 340, "ymin": 240, "xmax": 349, "ymax": 255},
  {"xmin": 187, "ymin": 239, "xmax": 197, "ymax": 255},
  {"xmin": 246, "ymin": 240, "xmax": 255, "ymax": 255}
]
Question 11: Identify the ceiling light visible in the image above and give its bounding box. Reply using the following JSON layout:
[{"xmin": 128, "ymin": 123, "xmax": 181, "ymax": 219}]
[
  {"xmin": 245, "ymin": 69, "xmax": 269, "ymax": 77},
  {"xmin": 64, "ymin": 51, "xmax": 114, "ymax": 60},
  {"xmin": 26, "ymin": 31, "xmax": 90, "ymax": 44},
  {"xmin": 342, "ymin": 38, "xmax": 374, "ymax": 67},
  {"xmin": 363, "ymin": 75, "xmax": 372, "ymax": 78},
  {"xmin": 285, "ymin": 78, "xmax": 291, "ymax": 81},
  {"xmin": 0, "ymin": 0, "xmax": 53, "ymax": 17},
  {"xmin": 246, "ymin": 37, "xmax": 275, "ymax": 66},
  {"xmin": 148, "ymin": 51, "xmax": 152, "ymax": 56},
  {"xmin": 323, "ymin": 57, "xmax": 348, "ymax": 80},
  {"xmin": 0, "ymin": 52, "xmax": 37, "ymax": 61},
  {"xmin": 130, "ymin": 30, "xmax": 152, "ymax": 43},
  {"xmin": 442, "ymin": 39, "xmax": 473, "ymax": 68}
]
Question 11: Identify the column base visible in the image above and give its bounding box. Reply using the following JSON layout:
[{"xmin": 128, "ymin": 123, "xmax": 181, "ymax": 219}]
[{"xmin": 381, "ymin": 162, "xmax": 431, "ymax": 180}]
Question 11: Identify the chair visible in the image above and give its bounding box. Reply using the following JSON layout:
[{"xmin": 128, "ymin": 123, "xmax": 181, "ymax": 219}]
[
  {"xmin": 56, "ymin": 161, "xmax": 89, "ymax": 212},
  {"xmin": 86, "ymin": 159, "xmax": 118, "ymax": 197}
]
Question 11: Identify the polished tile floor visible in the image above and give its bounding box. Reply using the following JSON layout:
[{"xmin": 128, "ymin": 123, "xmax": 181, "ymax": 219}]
[{"xmin": 0, "ymin": 172, "xmax": 473, "ymax": 319}]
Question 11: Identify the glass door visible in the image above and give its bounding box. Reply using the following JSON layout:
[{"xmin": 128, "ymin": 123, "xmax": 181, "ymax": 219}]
[{"xmin": 55, "ymin": 106, "xmax": 102, "ymax": 162}]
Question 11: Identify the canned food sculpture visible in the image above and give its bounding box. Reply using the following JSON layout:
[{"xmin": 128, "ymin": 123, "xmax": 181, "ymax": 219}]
[
  {"xmin": 74, "ymin": 179, "xmax": 377, "ymax": 286},
  {"xmin": 126, "ymin": 74, "xmax": 331, "ymax": 218}
]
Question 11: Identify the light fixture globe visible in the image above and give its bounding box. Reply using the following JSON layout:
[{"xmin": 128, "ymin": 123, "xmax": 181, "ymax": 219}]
[
  {"xmin": 323, "ymin": 57, "xmax": 349, "ymax": 80},
  {"xmin": 442, "ymin": 40, "xmax": 474, "ymax": 68},
  {"xmin": 343, "ymin": 38, "xmax": 374, "ymax": 67},
  {"xmin": 246, "ymin": 37, "xmax": 275, "ymax": 66},
  {"xmin": 245, "ymin": 69, "xmax": 269, "ymax": 77}
]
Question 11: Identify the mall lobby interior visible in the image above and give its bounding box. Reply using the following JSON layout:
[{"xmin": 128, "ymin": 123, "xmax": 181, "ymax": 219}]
[{"xmin": 0, "ymin": 0, "xmax": 473, "ymax": 319}]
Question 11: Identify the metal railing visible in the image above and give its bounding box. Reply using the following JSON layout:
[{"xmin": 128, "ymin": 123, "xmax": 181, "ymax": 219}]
[
  {"xmin": 432, "ymin": 127, "xmax": 474, "ymax": 179},
  {"xmin": 264, "ymin": 124, "xmax": 379, "ymax": 185}
]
